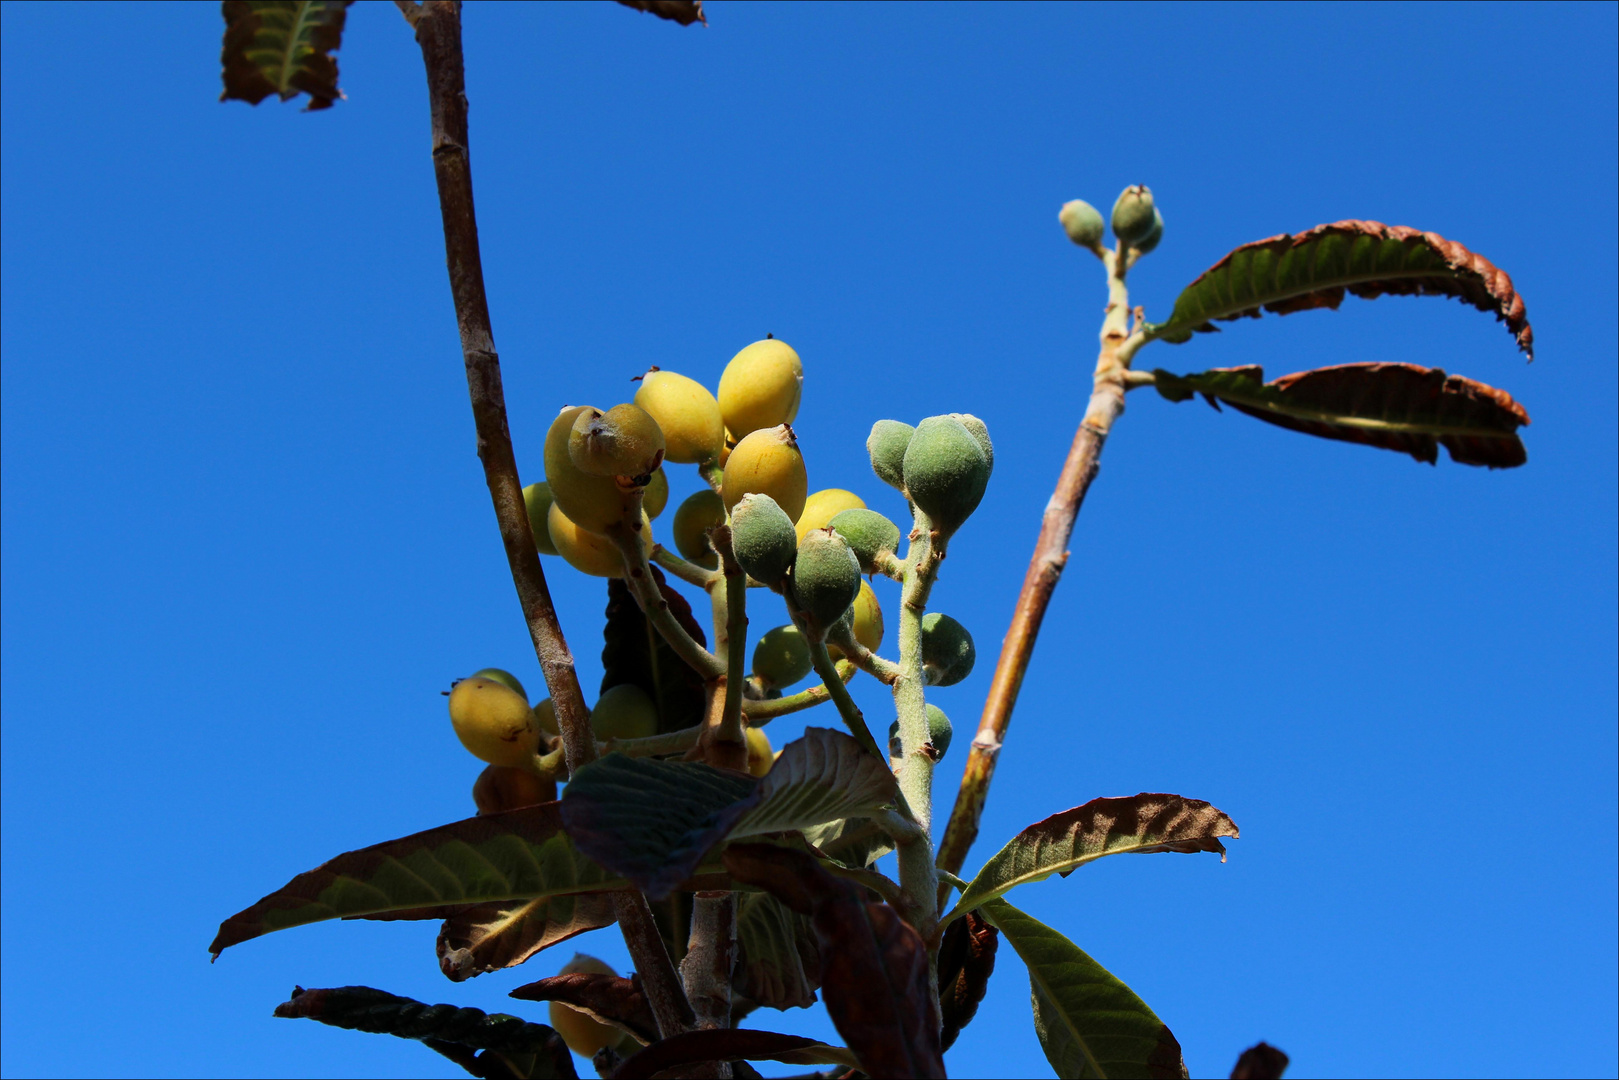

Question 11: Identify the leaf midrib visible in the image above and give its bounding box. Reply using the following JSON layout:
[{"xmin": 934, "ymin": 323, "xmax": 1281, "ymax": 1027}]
[
  {"xmin": 950, "ymin": 841, "xmax": 1156, "ymax": 921},
  {"xmin": 275, "ymin": 1, "xmax": 319, "ymax": 95},
  {"xmin": 988, "ymin": 900, "xmax": 1108, "ymax": 1080},
  {"xmin": 1153, "ymin": 264, "xmax": 1464, "ymax": 337},
  {"xmin": 1205, "ymin": 384, "xmax": 1517, "ymax": 438}
]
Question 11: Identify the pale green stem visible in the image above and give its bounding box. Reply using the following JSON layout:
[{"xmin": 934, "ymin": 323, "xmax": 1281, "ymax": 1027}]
[
  {"xmin": 602, "ymin": 725, "xmax": 704, "ymax": 757},
  {"xmin": 652, "ymin": 544, "xmax": 717, "ymax": 588},
  {"xmin": 711, "ymin": 527, "xmax": 749, "ymax": 747},
  {"xmin": 890, "ymin": 517, "xmax": 945, "ymax": 933},
  {"xmin": 740, "ymin": 661, "xmax": 855, "ymax": 723},
  {"xmin": 828, "ymin": 633, "xmax": 902, "ymax": 686},
  {"xmin": 806, "ymin": 638, "xmax": 885, "ymax": 761}
]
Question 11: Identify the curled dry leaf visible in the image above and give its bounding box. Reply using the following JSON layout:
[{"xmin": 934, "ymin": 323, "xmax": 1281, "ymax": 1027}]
[
  {"xmin": 438, "ymin": 893, "xmax": 619, "ymax": 982},
  {"xmin": 616, "ymin": 0, "xmax": 706, "ymax": 26},
  {"xmin": 220, "ymin": 0, "xmax": 354, "ymax": 111},
  {"xmin": 603, "ymin": 570, "xmax": 708, "ymax": 734},
  {"xmin": 610, "ymin": 1030, "xmax": 857, "ymax": 1079},
  {"xmin": 509, "ymin": 972, "xmax": 660, "ymax": 1045},
  {"xmin": 1231, "ymin": 1041, "xmax": 1291, "ymax": 1080},
  {"xmin": 938, "ymin": 908, "xmax": 999, "ymax": 1050}
]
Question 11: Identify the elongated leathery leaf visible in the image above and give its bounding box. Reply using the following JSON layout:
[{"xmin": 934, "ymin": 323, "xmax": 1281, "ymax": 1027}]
[
  {"xmin": 438, "ymin": 893, "xmax": 619, "ymax": 982},
  {"xmin": 982, "ymin": 899, "xmax": 1186, "ymax": 1079},
  {"xmin": 1146, "ymin": 220, "xmax": 1533, "ymax": 358},
  {"xmin": 274, "ymin": 985, "xmax": 577, "ymax": 1078},
  {"xmin": 612, "ymin": 1031, "xmax": 859, "ymax": 1079},
  {"xmin": 220, "ymin": 1, "xmax": 352, "ymax": 111},
  {"xmin": 734, "ymin": 890, "xmax": 821, "ymax": 1010},
  {"xmin": 616, "ymin": 0, "xmax": 706, "ymax": 26},
  {"xmin": 211, "ymin": 803, "xmax": 624, "ymax": 957},
  {"xmin": 1154, "ymin": 362, "xmax": 1529, "ymax": 468},
  {"xmin": 509, "ymin": 972, "xmax": 660, "ymax": 1045},
  {"xmin": 949, "ymin": 794, "xmax": 1237, "ymax": 920}
]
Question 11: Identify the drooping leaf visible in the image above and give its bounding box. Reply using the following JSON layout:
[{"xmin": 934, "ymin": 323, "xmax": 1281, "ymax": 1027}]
[
  {"xmin": 950, "ymin": 794, "xmax": 1238, "ymax": 920},
  {"xmin": 220, "ymin": 1, "xmax": 353, "ymax": 111},
  {"xmin": 602, "ymin": 570, "xmax": 708, "ymax": 734},
  {"xmin": 274, "ymin": 985, "xmax": 577, "ymax": 1079},
  {"xmin": 938, "ymin": 908, "xmax": 999, "ymax": 1050},
  {"xmin": 210, "ymin": 803, "xmax": 625, "ymax": 957},
  {"xmin": 1230, "ymin": 1042, "xmax": 1290, "ymax": 1079},
  {"xmin": 724, "ymin": 843, "xmax": 945, "ymax": 1078},
  {"xmin": 734, "ymin": 890, "xmax": 821, "ymax": 1010},
  {"xmin": 610, "ymin": 1031, "xmax": 856, "ymax": 1079},
  {"xmin": 616, "ymin": 0, "xmax": 706, "ymax": 26},
  {"xmin": 1152, "ymin": 363, "xmax": 1529, "ymax": 468},
  {"xmin": 1146, "ymin": 220, "xmax": 1533, "ymax": 358},
  {"xmin": 801, "ymin": 816, "xmax": 895, "ymax": 869},
  {"xmin": 509, "ymin": 973, "xmax": 659, "ymax": 1045},
  {"xmin": 982, "ymin": 899, "xmax": 1186, "ymax": 1080},
  {"xmin": 438, "ymin": 893, "xmax": 619, "ymax": 982},
  {"xmin": 559, "ymin": 729, "xmax": 897, "ymax": 901}
]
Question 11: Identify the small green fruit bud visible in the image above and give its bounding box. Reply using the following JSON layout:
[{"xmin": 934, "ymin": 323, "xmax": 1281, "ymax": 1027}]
[
  {"xmin": 949, "ymin": 413, "xmax": 994, "ymax": 474},
  {"xmin": 673, "ymin": 489, "xmax": 724, "ymax": 569},
  {"xmin": 867, "ymin": 420, "xmax": 915, "ymax": 491},
  {"xmin": 791, "ymin": 529, "xmax": 862, "ymax": 633},
  {"xmin": 921, "ymin": 612, "xmax": 975, "ymax": 686},
  {"xmin": 753, "ymin": 624, "xmax": 812, "ymax": 689},
  {"xmin": 731, "ymin": 493, "xmax": 799, "ymax": 588},
  {"xmin": 1058, "ymin": 199, "xmax": 1105, "ymax": 249},
  {"xmin": 829, "ymin": 508, "xmax": 901, "ymax": 574},
  {"xmin": 1134, "ymin": 207, "xmax": 1164, "ymax": 254},
  {"xmin": 569, "ymin": 403, "xmax": 666, "ymax": 479},
  {"xmin": 888, "ymin": 704, "xmax": 953, "ymax": 759},
  {"xmin": 591, "ymin": 683, "xmax": 659, "ymax": 741},
  {"xmin": 903, "ymin": 416, "xmax": 991, "ymax": 535},
  {"xmin": 522, "ymin": 482, "xmax": 560, "ymax": 557},
  {"xmin": 1111, "ymin": 185, "xmax": 1156, "ymax": 246},
  {"xmin": 471, "ymin": 668, "xmax": 527, "ymax": 701}
]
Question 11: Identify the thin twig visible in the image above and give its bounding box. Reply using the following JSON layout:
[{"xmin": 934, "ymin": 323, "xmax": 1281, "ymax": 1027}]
[
  {"xmin": 652, "ymin": 544, "xmax": 717, "ymax": 588},
  {"xmin": 740, "ymin": 661, "xmax": 856, "ymax": 723}
]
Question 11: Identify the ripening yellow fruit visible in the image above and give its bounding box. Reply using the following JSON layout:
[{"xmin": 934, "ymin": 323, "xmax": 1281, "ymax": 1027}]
[
  {"xmin": 643, "ymin": 467, "xmax": 669, "ymax": 521},
  {"xmin": 544, "ymin": 406, "xmax": 637, "ymax": 534},
  {"xmin": 745, "ymin": 726, "xmax": 773, "ymax": 777},
  {"xmin": 828, "ymin": 579, "xmax": 884, "ymax": 661},
  {"xmin": 672, "ymin": 489, "xmax": 723, "ymax": 569},
  {"xmin": 795, "ymin": 488, "xmax": 866, "ymax": 542},
  {"xmin": 591, "ymin": 683, "xmax": 660, "ymax": 741},
  {"xmin": 718, "ymin": 428, "xmax": 736, "ymax": 469},
  {"xmin": 549, "ymin": 503, "xmax": 652, "ymax": 578},
  {"xmin": 448, "ymin": 676, "xmax": 540, "ymax": 768},
  {"xmin": 472, "ymin": 765, "xmax": 555, "ymax": 814},
  {"xmin": 533, "ymin": 697, "xmax": 559, "ymax": 737},
  {"xmin": 718, "ymin": 339, "xmax": 803, "ymax": 439},
  {"xmin": 635, "ymin": 369, "xmax": 725, "ymax": 465},
  {"xmin": 568, "ymin": 403, "xmax": 666, "ymax": 479},
  {"xmin": 721, "ymin": 425, "xmax": 807, "ymax": 522},
  {"xmin": 549, "ymin": 954, "xmax": 623, "ymax": 1058}
]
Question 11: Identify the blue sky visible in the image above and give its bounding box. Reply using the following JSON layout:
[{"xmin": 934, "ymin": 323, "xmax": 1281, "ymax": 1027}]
[{"xmin": 2, "ymin": 2, "xmax": 1614, "ymax": 1077}]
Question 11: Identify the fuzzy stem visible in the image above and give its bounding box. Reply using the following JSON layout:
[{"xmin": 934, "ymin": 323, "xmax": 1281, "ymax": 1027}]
[
  {"xmin": 934, "ymin": 242, "xmax": 1141, "ymax": 894},
  {"xmin": 652, "ymin": 544, "xmax": 718, "ymax": 588},
  {"xmin": 602, "ymin": 725, "xmax": 704, "ymax": 758},
  {"xmin": 893, "ymin": 523, "xmax": 945, "ymax": 840},
  {"xmin": 608, "ymin": 523, "xmax": 726, "ymax": 681},
  {"xmin": 711, "ymin": 527, "xmax": 749, "ymax": 751},
  {"xmin": 740, "ymin": 661, "xmax": 856, "ymax": 723},
  {"xmin": 679, "ymin": 892, "xmax": 737, "ymax": 1041},
  {"xmin": 806, "ymin": 639, "xmax": 885, "ymax": 761}
]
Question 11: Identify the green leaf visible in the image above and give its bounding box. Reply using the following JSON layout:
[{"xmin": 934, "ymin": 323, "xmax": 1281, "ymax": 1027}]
[
  {"xmin": 1146, "ymin": 220, "xmax": 1533, "ymax": 359},
  {"xmin": 210, "ymin": 803, "xmax": 624, "ymax": 957},
  {"xmin": 219, "ymin": 1, "xmax": 353, "ymax": 111},
  {"xmin": 801, "ymin": 816, "xmax": 894, "ymax": 869},
  {"xmin": 1153, "ymin": 362, "xmax": 1529, "ymax": 468},
  {"xmin": 437, "ymin": 893, "xmax": 619, "ymax": 982},
  {"xmin": 732, "ymin": 727, "xmax": 899, "ymax": 838},
  {"xmin": 273, "ymin": 985, "xmax": 577, "ymax": 1079},
  {"xmin": 949, "ymin": 794, "xmax": 1237, "ymax": 920},
  {"xmin": 602, "ymin": 570, "xmax": 708, "ymax": 734},
  {"xmin": 982, "ymin": 899, "xmax": 1186, "ymax": 1080},
  {"xmin": 734, "ymin": 890, "xmax": 820, "ymax": 1010}
]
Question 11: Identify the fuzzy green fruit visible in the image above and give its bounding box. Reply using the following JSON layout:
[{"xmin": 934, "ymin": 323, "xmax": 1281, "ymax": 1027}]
[
  {"xmin": 796, "ymin": 488, "xmax": 866, "ymax": 543},
  {"xmin": 867, "ymin": 420, "xmax": 915, "ymax": 492},
  {"xmin": 902, "ymin": 415, "xmax": 990, "ymax": 535},
  {"xmin": 920, "ymin": 612, "xmax": 975, "ymax": 686},
  {"xmin": 753, "ymin": 624, "xmax": 813, "ymax": 689},
  {"xmin": 731, "ymin": 492, "xmax": 798, "ymax": 588},
  {"xmin": 569, "ymin": 403, "xmax": 666, "ymax": 479},
  {"xmin": 950, "ymin": 413, "xmax": 994, "ymax": 474},
  {"xmin": 791, "ymin": 529, "xmax": 861, "ymax": 633},
  {"xmin": 888, "ymin": 704, "xmax": 953, "ymax": 759},
  {"xmin": 672, "ymin": 489, "xmax": 723, "ymax": 569},
  {"xmin": 471, "ymin": 668, "xmax": 527, "ymax": 701},
  {"xmin": 827, "ymin": 579, "xmax": 884, "ymax": 661},
  {"xmin": 1111, "ymin": 184, "xmax": 1156, "ymax": 246},
  {"xmin": 591, "ymin": 683, "xmax": 659, "ymax": 742},
  {"xmin": 1134, "ymin": 207, "xmax": 1164, "ymax": 254},
  {"xmin": 829, "ymin": 508, "xmax": 901, "ymax": 574},
  {"xmin": 522, "ymin": 482, "xmax": 560, "ymax": 557},
  {"xmin": 635, "ymin": 368, "xmax": 724, "ymax": 465},
  {"xmin": 1058, "ymin": 199, "xmax": 1105, "ymax": 249}
]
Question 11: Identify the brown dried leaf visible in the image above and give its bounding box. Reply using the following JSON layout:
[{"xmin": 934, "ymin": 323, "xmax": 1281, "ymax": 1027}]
[
  {"xmin": 603, "ymin": 569, "xmax": 708, "ymax": 734},
  {"xmin": 510, "ymin": 972, "xmax": 660, "ymax": 1046},
  {"xmin": 734, "ymin": 890, "xmax": 821, "ymax": 1010},
  {"xmin": 610, "ymin": 1030, "xmax": 856, "ymax": 1079},
  {"xmin": 438, "ymin": 893, "xmax": 620, "ymax": 982},
  {"xmin": 937, "ymin": 909, "xmax": 998, "ymax": 1051},
  {"xmin": 616, "ymin": 0, "xmax": 706, "ymax": 26},
  {"xmin": 220, "ymin": 1, "xmax": 353, "ymax": 111},
  {"xmin": 1231, "ymin": 1041, "xmax": 1290, "ymax": 1079}
]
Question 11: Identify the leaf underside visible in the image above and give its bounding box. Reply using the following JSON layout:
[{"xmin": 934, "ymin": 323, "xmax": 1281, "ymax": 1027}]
[
  {"xmin": 220, "ymin": 1, "xmax": 352, "ymax": 111},
  {"xmin": 734, "ymin": 890, "xmax": 821, "ymax": 1010},
  {"xmin": 615, "ymin": 0, "xmax": 706, "ymax": 26},
  {"xmin": 611, "ymin": 1031, "xmax": 857, "ymax": 1080},
  {"xmin": 509, "ymin": 972, "xmax": 660, "ymax": 1045},
  {"xmin": 603, "ymin": 570, "xmax": 709, "ymax": 734},
  {"xmin": 952, "ymin": 794, "xmax": 1238, "ymax": 919},
  {"xmin": 983, "ymin": 899, "xmax": 1187, "ymax": 1080},
  {"xmin": 1148, "ymin": 220, "xmax": 1533, "ymax": 359},
  {"xmin": 1154, "ymin": 362, "xmax": 1529, "ymax": 468},
  {"xmin": 438, "ymin": 892, "xmax": 619, "ymax": 982}
]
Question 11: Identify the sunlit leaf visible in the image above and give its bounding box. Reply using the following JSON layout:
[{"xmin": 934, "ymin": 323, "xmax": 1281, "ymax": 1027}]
[
  {"xmin": 982, "ymin": 899, "xmax": 1187, "ymax": 1079},
  {"xmin": 732, "ymin": 727, "xmax": 899, "ymax": 837},
  {"xmin": 1153, "ymin": 362, "xmax": 1529, "ymax": 468},
  {"xmin": 220, "ymin": 1, "xmax": 353, "ymax": 111},
  {"xmin": 949, "ymin": 794, "xmax": 1237, "ymax": 920},
  {"xmin": 801, "ymin": 816, "xmax": 894, "ymax": 869},
  {"xmin": 1146, "ymin": 220, "xmax": 1533, "ymax": 359}
]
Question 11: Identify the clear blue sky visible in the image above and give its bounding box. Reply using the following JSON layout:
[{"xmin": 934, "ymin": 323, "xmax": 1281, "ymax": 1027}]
[{"xmin": 2, "ymin": 3, "xmax": 1614, "ymax": 1077}]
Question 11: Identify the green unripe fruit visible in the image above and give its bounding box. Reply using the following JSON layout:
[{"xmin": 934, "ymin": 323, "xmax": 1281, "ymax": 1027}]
[
  {"xmin": 1111, "ymin": 184, "xmax": 1156, "ymax": 246},
  {"xmin": 1058, "ymin": 199, "xmax": 1105, "ymax": 249},
  {"xmin": 790, "ymin": 529, "xmax": 862, "ymax": 633},
  {"xmin": 545, "ymin": 406, "xmax": 636, "ymax": 534},
  {"xmin": 533, "ymin": 697, "xmax": 559, "ymax": 737},
  {"xmin": 449, "ymin": 676, "xmax": 540, "ymax": 768},
  {"xmin": 921, "ymin": 612, "xmax": 976, "ymax": 686},
  {"xmin": 745, "ymin": 726, "xmax": 774, "ymax": 778},
  {"xmin": 471, "ymin": 668, "xmax": 527, "ymax": 701},
  {"xmin": 1134, "ymin": 207, "xmax": 1164, "ymax": 254},
  {"xmin": 796, "ymin": 488, "xmax": 866, "ymax": 543},
  {"xmin": 672, "ymin": 489, "xmax": 724, "ymax": 569},
  {"xmin": 549, "ymin": 503, "xmax": 652, "ymax": 578},
  {"xmin": 867, "ymin": 420, "xmax": 915, "ymax": 492},
  {"xmin": 473, "ymin": 764, "xmax": 555, "ymax": 815},
  {"xmin": 569, "ymin": 403, "xmax": 666, "ymax": 479},
  {"xmin": 903, "ymin": 415, "xmax": 991, "ymax": 535},
  {"xmin": 634, "ymin": 368, "xmax": 724, "ymax": 464},
  {"xmin": 718, "ymin": 338, "xmax": 803, "ymax": 439},
  {"xmin": 549, "ymin": 954, "xmax": 622, "ymax": 1058},
  {"xmin": 643, "ymin": 467, "xmax": 669, "ymax": 521},
  {"xmin": 753, "ymin": 624, "xmax": 812, "ymax": 689},
  {"xmin": 829, "ymin": 508, "xmax": 901, "ymax": 574},
  {"xmin": 722, "ymin": 425, "xmax": 808, "ymax": 523},
  {"xmin": 950, "ymin": 413, "xmax": 994, "ymax": 474},
  {"xmin": 731, "ymin": 493, "xmax": 798, "ymax": 588},
  {"xmin": 522, "ymin": 482, "xmax": 560, "ymax": 556},
  {"xmin": 590, "ymin": 683, "xmax": 659, "ymax": 742},
  {"xmin": 888, "ymin": 705, "xmax": 954, "ymax": 759}
]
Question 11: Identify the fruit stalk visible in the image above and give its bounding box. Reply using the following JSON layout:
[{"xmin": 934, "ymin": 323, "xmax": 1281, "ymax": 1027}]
[
  {"xmin": 711, "ymin": 526, "xmax": 750, "ymax": 754},
  {"xmin": 739, "ymin": 660, "xmax": 856, "ymax": 722},
  {"xmin": 891, "ymin": 517, "xmax": 944, "ymax": 929},
  {"xmin": 934, "ymin": 238, "xmax": 1149, "ymax": 892},
  {"xmin": 608, "ymin": 520, "xmax": 726, "ymax": 681}
]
